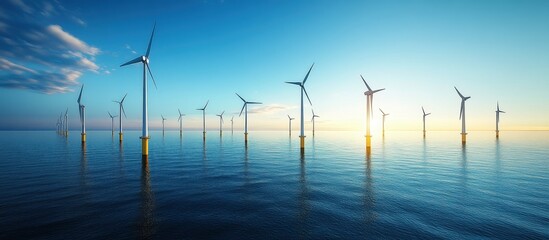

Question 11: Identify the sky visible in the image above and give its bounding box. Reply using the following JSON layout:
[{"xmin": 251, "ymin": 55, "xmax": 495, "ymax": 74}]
[{"xmin": 0, "ymin": 0, "xmax": 548, "ymax": 132}]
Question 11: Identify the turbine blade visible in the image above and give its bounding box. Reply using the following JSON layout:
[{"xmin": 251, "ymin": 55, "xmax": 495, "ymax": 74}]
[
  {"xmin": 302, "ymin": 86, "xmax": 312, "ymax": 105},
  {"xmin": 497, "ymin": 101, "xmax": 500, "ymax": 111},
  {"xmin": 146, "ymin": 63, "xmax": 158, "ymax": 90},
  {"xmin": 121, "ymin": 93, "xmax": 128, "ymax": 103},
  {"xmin": 122, "ymin": 104, "xmax": 127, "ymax": 118},
  {"xmin": 239, "ymin": 103, "xmax": 246, "ymax": 117},
  {"xmin": 426, "ymin": 113, "xmax": 431, "ymax": 116},
  {"xmin": 178, "ymin": 108, "xmax": 182, "ymax": 116},
  {"xmin": 77, "ymin": 84, "xmax": 84, "ymax": 104},
  {"xmin": 145, "ymin": 22, "xmax": 156, "ymax": 58},
  {"xmin": 302, "ymin": 63, "xmax": 314, "ymax": 84},
  {"xmin": 204, "ymin": 100, "xmax": 209, "ymax": 109},
  {"xmin": 379, "ymin": 108, "xmax": 385, "ymax": 115},
  {"xmin": 454, "ymin": 86, "xmax": 465, "ymax": 99},
  {"xmin": 221, "ymin": 111, "xmax": 225, "ymax": 116},
  {"xmin": 236, "ymin": 93, "xmax": 245, "ymax": 102},
  {"xmin": 422, "ymin": 107, "xmax": 425, "ymax": 115},
  {"xmin": 459, "ymin": 101, "xmax": 464, "ymax": 120},
  {"xmin": 247, "ymin": 102, "xmax": 262, "ymax": 104},
  {"xmin": 108, "ymin": 111, "xmax": 112, "ymax": 118},
  {"xmin": 287, "ymin": 115, "xmax": 290, "ymax": 120},
  {"xmin": 285, "ymin": 81, "xmax": 301, "ymax": 86},
  {"xmin": 373, "ymin": 88, "xmax": 385, "ymax": 93},
  {"xmin": 120, "ymin": 56, "xmax": 142, "ymax": 67},
  {"xmin": 501, "ymin": 111, "xmax": 505, "ymax": 113},
  {"xmin": 360, "ymin": 75, "xmax": 372, "ymax": 91}
]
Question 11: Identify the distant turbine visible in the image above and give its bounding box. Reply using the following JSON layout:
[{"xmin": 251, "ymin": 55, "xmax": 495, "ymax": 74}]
[
  {"xmin": 113, "ymin": 94, "xmax": 127, "ymax": 142},
  {"xmin": 361, "ymin": 75, "xmax": 385, "ymax": 149},
  {"xmin": 379, "ymin": 108, "xmax": 389, "ymax": 137},
  {"xmin": 178, "ymin": 109, "xmax": 185, "ymax": 137},
  {"xmin": 422, "ymin": 107, "xmax": 431, "ymax": 138},
  {"xmin": 230, "ymin": 116, "xmax": 234, "ymax": 134},
  {"xmin": 236, "ymin": 93, "xmax": 262, "ymax": 143},
  {"xmin": 64, "ymin": 108, "xmax": 68, "ymax": 137},
  {"xmin": 197, "ymin": 100, "xmax": 209, "ymax": 140},
  {"xmin": 285, "ymin": 63, "xmax": 314, "ymax": 150},
  {"xmin": 288, "ymin": 115, "xmax": 295, "ymax": 136},
  {"xmin": 216, "ymin": 111, "xmax": 225, "ymax": 136},
  {"xmin": 495, "ymin": 102, "xmax": 505, "ymax": 138},
  {"xmin": 455, "ymin": 87, "xmax": 471, "ymax": 144},
  {"xmin": 120, "ymin": 23, "xmax": 157, "ymax": 156},
  {"xmin": 77, "ymin": 84, "xmax": 86, "ymax": 143},
  {"xmin": 108, "ymin": 112, "xmax": 118, "ymax": 136},
  {"xmin": 311, "ymin": 109, "xmax": 319, "ymax": 137},
  {"xmin": 161, "ymin": 115, "xmax": 167, "ymax": 136}
]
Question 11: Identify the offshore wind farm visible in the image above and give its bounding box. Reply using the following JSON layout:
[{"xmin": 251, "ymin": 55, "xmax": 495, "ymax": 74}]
[{"xmin": 1, "ymin": 1, "xmax": 548, "ymax": 239}]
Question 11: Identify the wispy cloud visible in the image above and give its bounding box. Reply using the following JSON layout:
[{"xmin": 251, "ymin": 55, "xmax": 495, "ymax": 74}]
[
  {"xmin": 247, "ymin": 104, "xmax": 296, "ymax": 115},
  {"xmin": 0, "ymin": 0, "xmax": 99, "ymax": 94}
]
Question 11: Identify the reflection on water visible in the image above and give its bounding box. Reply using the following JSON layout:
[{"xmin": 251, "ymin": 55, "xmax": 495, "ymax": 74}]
[
  {"xmin": 139, "ymin": 157, "xmax": 155, "ymax": 239},
  {"xmin": 80, "ymin": 143, "xmax": 87, "ymax": 190},
  {"xmin": 297, "ymin": 155, "xmax": 310, "ymax": 239},
  {"xmin": 363, "ymin": 152, "xmax": 376, "ymax": 223}
]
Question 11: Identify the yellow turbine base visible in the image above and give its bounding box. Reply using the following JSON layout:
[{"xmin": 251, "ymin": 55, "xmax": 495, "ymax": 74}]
[
  {"xmin": 423, "ymin": 131, "xmax": 426, "ymax": 138},
  {"xmin": 300, "ymin": 136, "xmax": 305, "ymax": 149},
  {"xmin": 366, "ymin": 135, "xmax": 372, "ymax": 149},
  {"xmin": 244, "ymin": 133, "xmax": 248, "ymax": 142},
  {"xmin": 496, "ymin": 130, "xmax": 499, "ymax": 138},
  {"xmin": 81, "ymin": 133, "xmax": 86, "ymax": 142},
  {"xmin": 461, "ymin": 133, "xmax": 467, "ymax": 144},
  {"xmin": 119, "ymin": 133, "xmax": 123, "ymax": 142},
  {"xmin": 141, "ymin": 137, "xmax": 149, "ymax": 156},
  {"xmin": 203, "ymin": 132, "xmax": 206, "ymax": 141}
]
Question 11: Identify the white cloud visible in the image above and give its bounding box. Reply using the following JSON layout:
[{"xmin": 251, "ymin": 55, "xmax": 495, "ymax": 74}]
[
  {"xmin": 0, "ymin": 58, "xmax": 37, "ymax": 74},
  {"xmin": 47, "ymin": 25, "xmax": 99, "ymax": 55}
]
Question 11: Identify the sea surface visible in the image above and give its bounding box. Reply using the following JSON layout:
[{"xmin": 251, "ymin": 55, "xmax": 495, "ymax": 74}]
[{"xmin": 0, "ymin": 130, "xmax": 548, "ymax": 239}]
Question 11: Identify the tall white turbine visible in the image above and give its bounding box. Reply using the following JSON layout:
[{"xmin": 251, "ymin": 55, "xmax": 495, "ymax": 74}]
[
  {"xmin": 178, "ymin": 109, "xmax": 185, "ymax": 137},
  {"xmin": 288, "ymin": 115, "xmax": 295, "ymax": 136},
  {"xmin": 77, "ymin": 85, "xmax": 86, "ymax": 143},
  {"xmin": 495, "ymin": 102, "xmax": 505, "ymax": 138},
  {"xmin": 230, "ymin": 116, "xmax": 234, "ymax": 134},
  {"xmin": 197, "ymin": 100, "xmax": 209, "ymax": 140},
  {"xmin": 120, "ymin": 23, "xmax": 158, "ymax": 156},
  {"xmin": 422, "ymin": 107, "xmax": 431, "ymax": 137},
  {"xmin": 311, "ymin": 109, "xmax": 319, "ymax": 137},
  {"xmin": 361, "ymin": 75, "xmax": 385, "ymax": 150},
  {"xmin": 455, "ymin": 87, "xmax": 471, "ymax": 144},
  {"xmin": 113, "ymin": 94, "xmax": 127, "ymax": 142},
  {"xmin": 216, "ymin": 111, "xmax": 225, "ymax": 136},
  {"xmin": 379, "ymin": 108, "xmax": 389, "ymax": 137},
  {"xmin": 285, "ymin": 63, "xmax": 314, "ymax": 150},
  {"xmin": 108, "ymin": 112, "xmax": 117, "ymax": 136},
  {"xmin": 161, "ymin": 115, "xmax": 167, "ymax": 136},
  {"xmin": 236, "ymin": 93, "xmax": 262, "ymax": 143}
]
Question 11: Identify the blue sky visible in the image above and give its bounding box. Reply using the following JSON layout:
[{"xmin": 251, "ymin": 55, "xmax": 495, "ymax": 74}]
[{"xmin": 1, "ymin": 0, "xmax": 548, "ymax": 131}]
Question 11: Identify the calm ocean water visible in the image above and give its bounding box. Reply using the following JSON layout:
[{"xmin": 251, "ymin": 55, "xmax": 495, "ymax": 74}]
[{"xmin": 0, "ymin": 130, "xmax": 547, "ymax": 239}]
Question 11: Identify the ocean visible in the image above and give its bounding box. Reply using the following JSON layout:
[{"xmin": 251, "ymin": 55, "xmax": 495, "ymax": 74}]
[{"xmin": 0, "ymin": 130, "xmax": 548, "ymax": 239}]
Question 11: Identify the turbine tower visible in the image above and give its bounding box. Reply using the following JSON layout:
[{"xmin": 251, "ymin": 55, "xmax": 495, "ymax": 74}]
[
  {"xmin": 64, "ymin": 108, "xmax": 68, "ymax": 137},
  {"xmin": 361, "ymin": 75, "xmax": 385, "ymax": 150},
  {"xmin": 422, "ymin": 107, "xmax": 431, "ymax": 138},
  {"xmin": 230, "ymin": 116, "xmax": 234, "ymax": 134},
  {"xmin": 285, "ymin": 63, "xmax": 314, "ymax": 150},
  {"xmin": 455, "ymin": 87, "xmax": 471, "ymax": 144},
  {"xmin": 120, "ymin": 23, "xmax": 158, "ymax": 156},
  {"xmin": 379, "ymin": 108, "xmax": 389, "ymax": 137},
  {"xmin": 178, "ymin": 109, "xmax": 185, "ymax": 137},
  {"xmin": 77, "ymin": 85, "xmax": 86, "ymax": 143},
  {"xmin": 311, "ymin": 109, "xmax": 319, "ymax": 137},
  {"xmin": 161, "ymin": 115, "xmax": 167, "ymax": 136},
  {"xmin": 495, "ymin": 102, "xmax": 505, "ymax": 138},
  {"xmin": 113, "ymin": 94, "xmax": 127, "ymax": 142},
  {"xmin": 197, "ymin": 100, "xmax": 209, "ymax": 141},
  {"xmin": 108, "ymin": 112, "xmax": 118, "ymax": 136},
  {"xmin": 236, "ymin": 93, "xmax": 262, "ymax": 143},
  {"xmin": 216, "ymin": 111, "xmax": 225, "ymax": 136},
  {"xmin": 288, "ymin": 115, "xmax": 295, "ymax": 136}
]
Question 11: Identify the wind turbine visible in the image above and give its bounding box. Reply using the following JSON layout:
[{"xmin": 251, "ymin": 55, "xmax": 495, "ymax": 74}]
[
  {"xmin": 64, "ymin": 108, "xmax": 68, "ymax": 137},
  {"xmin": 285, "ymin": 63, "xmax": 314, "ymax": 150},
  {"xmin": 379, "ymin": 108, "xmax": 389, "ymax": 137},
  {"xmin": 120, "ymin": 23, "xmax": 158, "ymax": 156},
  {"xmin": 77, "ymin": 84, "xmax": 86, "ymax": 143},
  {"xmin": 455, "ymin": 87, "xmax": 471, "ymax": 144},
  {"xmin": 113, "ymin": 94, "xmax": 127, "ymax": 142},
  {"xmin": 108, "ymin": 112, "xmax": 117, "ymax": 136},
  {"xmin": 230, "ymin": 116, "xmax": 234, "ymax": 134},
  {"xmin": 311, "ymin": 109, "xmax": 319, "ymax": 137},
  {"xmin": 216, "ymin": 111, "xmax": 224, "ymax": 136},
  {"xmin": 178, "ymin": 109, "xmax": 185, "ymax": 137},
  {"xmin": 236, "ymin": 93, "xmax": 262, "ymax": 143},
  {"xmin": 361, "ymin": 75, "xmax": 385, "ymax": 150},
  {"xmin": 197, "ymin": 100, "xmax": 209, "ymax": 140},
  {"xmin": 495, "ymin": 102, "xmax": 505, "ymax": 138},
  {"xmin": 422, "ymin": 107, "xmax": 431, "ymax": 138},
  {"xmin": 288, "ymin": 115, "xmax": 295, "ymax": 136},
  {"xmin": 161, "ymin": 115, "xmax": 167, "ymax": 136}
]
